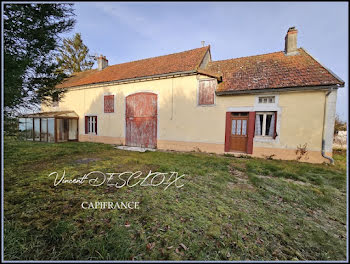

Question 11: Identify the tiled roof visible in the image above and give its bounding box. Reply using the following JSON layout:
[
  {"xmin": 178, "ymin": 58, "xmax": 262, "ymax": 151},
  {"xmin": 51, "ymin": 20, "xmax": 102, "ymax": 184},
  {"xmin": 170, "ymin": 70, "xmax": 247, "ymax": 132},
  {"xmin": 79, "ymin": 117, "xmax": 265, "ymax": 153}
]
[
  {"xmin": 57, "ymin": 46, "xmax": 210, "ymax": 88},
  {"xmin": 206, "ymin": 48, "xmax": 344, "ymax": 93}
]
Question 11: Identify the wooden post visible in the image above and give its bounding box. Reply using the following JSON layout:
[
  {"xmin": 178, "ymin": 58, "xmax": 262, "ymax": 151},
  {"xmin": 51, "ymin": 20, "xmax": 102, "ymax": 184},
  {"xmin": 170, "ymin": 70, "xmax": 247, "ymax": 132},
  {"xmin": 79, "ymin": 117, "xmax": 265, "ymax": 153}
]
[
  {"xmin": 54, "ymin": 118, "xmax": 57, "ymax": 143},
  {"xmin": 77, "ymin": 118, "xmax": 79, "ymax": 141},
  {"xmin": 39, "ymin": 118, "xmax": 41, "ymax": 142},
  {"xmin": 32, "ymin": 118, "xmax": 35, "ymax": 141}
]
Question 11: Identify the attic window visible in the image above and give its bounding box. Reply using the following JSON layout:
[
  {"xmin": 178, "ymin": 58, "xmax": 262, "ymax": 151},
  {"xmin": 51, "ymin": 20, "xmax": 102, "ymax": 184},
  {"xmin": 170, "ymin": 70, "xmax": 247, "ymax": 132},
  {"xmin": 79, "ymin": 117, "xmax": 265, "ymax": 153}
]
[
  {"xmin": 258, "ymin": 96, "xmax": 275, "ymax": 104},
  {"xmin": 198, "ymin": 79, "xmax": 216, "ymax": 106}
]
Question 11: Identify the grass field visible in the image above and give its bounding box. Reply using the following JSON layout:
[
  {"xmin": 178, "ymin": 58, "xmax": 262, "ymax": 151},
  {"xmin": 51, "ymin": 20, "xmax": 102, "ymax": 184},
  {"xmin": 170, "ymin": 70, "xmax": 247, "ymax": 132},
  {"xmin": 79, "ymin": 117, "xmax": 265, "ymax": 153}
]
[{"xmin": 3, "ymin": 139, "xmax": 347, "ymax": 260}]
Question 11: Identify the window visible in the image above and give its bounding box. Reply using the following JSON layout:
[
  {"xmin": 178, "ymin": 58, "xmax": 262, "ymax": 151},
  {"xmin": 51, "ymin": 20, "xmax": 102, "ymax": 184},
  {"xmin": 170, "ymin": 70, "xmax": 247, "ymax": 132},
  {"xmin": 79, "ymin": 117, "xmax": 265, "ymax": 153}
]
[
  {"xmin": 25, "ymin": 118, "xmax": 33, "ymax": 140},
  {"xmin": 19, "ymin": 118, "xmax": 33, "ymax": 140},
  {"xmin": 34, "ymin": 118, "xmax": 40, "ymax": 141},
  {"xmin": 255, "ymin": 112, "xmax": 277, "ymax": 138},
  {"xmin": 85, "ymin": 116, "xmax": 97, "ymax": 134},
  {"xmin": 198, "ymin": 79, "xmax": 216, "ymax": 105},
  {"xmin": 48, "ymin": 118, "xmax": 55, "ymax": 142},
  {"xmin": 232, "ymin": 112, "xmax": 248, "ymax": 117},
  {"xmin": 41, "ymin": 118, "xmax": 48, "ymax": 142},
  {"xmin": 104, "ymin": 95, "xmax": 114, "ymax": 113},
  {"xmin": 231, "ymin": 113, "xmax": 248, "ymax": 136},
  {"xmin": 258, "ymin": 96, "xmax": 275, "ymax": 104}
]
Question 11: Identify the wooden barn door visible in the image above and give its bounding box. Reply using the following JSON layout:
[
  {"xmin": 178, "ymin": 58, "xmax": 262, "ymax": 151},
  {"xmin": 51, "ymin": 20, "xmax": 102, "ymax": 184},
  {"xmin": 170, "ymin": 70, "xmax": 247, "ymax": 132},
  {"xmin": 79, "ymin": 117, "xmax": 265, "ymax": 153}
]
[
  {"xmin": 230, "ymin": 112, "xmax": 249, "ymax": 152},
  {"xmin": 125, "ymin": 92, "xmax": 157, "ymax": 148}
]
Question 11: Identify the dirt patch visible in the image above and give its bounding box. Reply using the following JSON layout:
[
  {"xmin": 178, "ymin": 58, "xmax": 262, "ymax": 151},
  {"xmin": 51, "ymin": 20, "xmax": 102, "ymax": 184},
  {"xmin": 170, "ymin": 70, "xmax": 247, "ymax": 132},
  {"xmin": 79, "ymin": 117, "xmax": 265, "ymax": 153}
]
[
  {"xmin": 229, "ymin": 166, "xmax": 255, "ymax": 190},
  {"xmin": 227, "ymin": 181, "xmax": 255, "ymax": 191},
  {"xmin": 255, "ymin": 174, "xmax": 312, "ymax": 186}
]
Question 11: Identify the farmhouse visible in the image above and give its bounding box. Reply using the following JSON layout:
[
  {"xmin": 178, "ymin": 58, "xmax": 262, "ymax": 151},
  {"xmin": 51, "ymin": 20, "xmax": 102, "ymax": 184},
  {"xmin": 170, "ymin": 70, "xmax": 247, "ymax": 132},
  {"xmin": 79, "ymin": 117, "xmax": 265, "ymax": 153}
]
[{"xmin": 19, "ymin": 27, "xmax": 345, "ymax": 163}]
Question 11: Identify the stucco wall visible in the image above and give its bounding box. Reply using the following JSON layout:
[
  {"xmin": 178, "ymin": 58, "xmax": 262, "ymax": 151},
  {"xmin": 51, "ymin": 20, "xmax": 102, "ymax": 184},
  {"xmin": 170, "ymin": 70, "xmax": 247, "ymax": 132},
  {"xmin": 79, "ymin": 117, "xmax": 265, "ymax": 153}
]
[{"xmin": 42, "ymin": 75, "xmax": 331, "ymax": 163}]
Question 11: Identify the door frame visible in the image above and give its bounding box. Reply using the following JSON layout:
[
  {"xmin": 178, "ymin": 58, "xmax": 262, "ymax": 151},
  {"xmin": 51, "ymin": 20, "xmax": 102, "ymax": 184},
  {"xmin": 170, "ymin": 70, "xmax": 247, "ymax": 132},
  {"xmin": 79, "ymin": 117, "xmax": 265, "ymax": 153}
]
[{"xmin": 224, "ymin": 111, "xmax": 255, "ymax": 154}]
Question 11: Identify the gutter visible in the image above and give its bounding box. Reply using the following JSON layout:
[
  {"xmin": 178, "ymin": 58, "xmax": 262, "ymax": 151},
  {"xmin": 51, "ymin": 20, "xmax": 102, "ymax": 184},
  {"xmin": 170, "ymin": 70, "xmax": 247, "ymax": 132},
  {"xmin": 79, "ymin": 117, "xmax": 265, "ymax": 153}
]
[{"xmin": 321, "ymin": 88, "xmax": 336, "ymax": 164}]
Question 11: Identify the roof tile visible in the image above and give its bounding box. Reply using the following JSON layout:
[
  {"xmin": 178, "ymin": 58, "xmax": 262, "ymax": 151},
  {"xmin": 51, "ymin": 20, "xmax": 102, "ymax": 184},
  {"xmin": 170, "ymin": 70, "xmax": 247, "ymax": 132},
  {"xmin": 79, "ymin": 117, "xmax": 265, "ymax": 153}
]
[
  {"xmin": 57, "ymin": 46, "xmax": 209, "ymax": 89},
  {"xmin": 206, "ymin": 48, "xmax": 344, "ymax": 92}
]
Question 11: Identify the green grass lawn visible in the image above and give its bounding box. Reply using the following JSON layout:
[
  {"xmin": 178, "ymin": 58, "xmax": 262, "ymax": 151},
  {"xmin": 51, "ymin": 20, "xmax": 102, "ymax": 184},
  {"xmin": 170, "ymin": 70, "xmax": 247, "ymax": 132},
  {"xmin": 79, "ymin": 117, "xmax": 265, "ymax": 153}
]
[{"xmin": 3, "ymin": 139, "xmax": 347, "ymax": 261}]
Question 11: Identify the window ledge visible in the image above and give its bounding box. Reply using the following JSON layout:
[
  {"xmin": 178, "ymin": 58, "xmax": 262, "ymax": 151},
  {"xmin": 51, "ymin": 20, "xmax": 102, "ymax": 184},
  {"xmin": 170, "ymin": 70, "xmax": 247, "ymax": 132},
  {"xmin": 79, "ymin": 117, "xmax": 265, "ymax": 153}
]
[
  {"xmin": 254, "ymin": 136, "xmax": 277, "ymax": 142},
  {"xmin": 197, "ymin": 104, "xmax": 216, "ymax": 107}
]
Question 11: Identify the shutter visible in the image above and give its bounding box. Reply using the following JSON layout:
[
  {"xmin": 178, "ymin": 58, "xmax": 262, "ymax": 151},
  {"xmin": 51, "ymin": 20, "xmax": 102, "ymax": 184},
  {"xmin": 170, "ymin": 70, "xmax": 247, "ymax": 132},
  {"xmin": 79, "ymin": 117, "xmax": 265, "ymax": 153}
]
[
  {"xmin": 95, "ymin": 116, "xmax": 97, "ymax": 135},
  {"xmin": 273, "ymin": 112, "xmax": 278, "ymax": 139},
  {"xmin": 104, "ymin": 95, "xmax": 114, "ymax": 113},
  {"xmin": 199, "ymin": 80, "xmax": 216, "ymax": 105},
  {"xmin": 85, "ymin": 116, "xmax": 88, "ymax": 134},
  {"xmin": 198, "ymin": 81, "xmax": 205, "ymax": 105},
  {"xmin": 224, "ymin": 112, "xmax": 231, "ymax": 152},
  {"xmin": 207, "ymin": 80, "xmax": 215, "ymax": 104},
  {"xmin": 247, "ymin": 112, "xmax": 256, "ymax": 154}
]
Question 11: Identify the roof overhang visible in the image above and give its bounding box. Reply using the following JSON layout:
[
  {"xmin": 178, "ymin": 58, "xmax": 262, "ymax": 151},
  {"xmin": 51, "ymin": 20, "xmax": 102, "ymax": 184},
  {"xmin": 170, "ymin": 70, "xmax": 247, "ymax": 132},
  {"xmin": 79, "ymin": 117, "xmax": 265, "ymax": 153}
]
[
  {"xmin": 19, "ymin": 111, "xmax": 79, "ymax": 118},
  {"xmin": 61, "ymin": 69, "xmax": 223, "ymax": 90},
  {"xmin": 197, "ymin": 69, "xmax": 223, "ymax": 82},
  {"xmin": 62, "ymin": 70, "xmax": 199, "ymax": 90},
  {"xmin": 216, "ymin": 84, "xmax": 342, "ymax": 96}
]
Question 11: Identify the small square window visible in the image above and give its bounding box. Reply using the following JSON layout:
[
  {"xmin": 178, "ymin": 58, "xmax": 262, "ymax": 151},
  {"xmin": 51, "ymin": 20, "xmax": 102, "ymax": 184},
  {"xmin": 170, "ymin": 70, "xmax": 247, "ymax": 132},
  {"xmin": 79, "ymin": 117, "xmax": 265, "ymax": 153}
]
[{"xmin": 258, "ymin": 96, "xmax": 275, "ymax": 104}]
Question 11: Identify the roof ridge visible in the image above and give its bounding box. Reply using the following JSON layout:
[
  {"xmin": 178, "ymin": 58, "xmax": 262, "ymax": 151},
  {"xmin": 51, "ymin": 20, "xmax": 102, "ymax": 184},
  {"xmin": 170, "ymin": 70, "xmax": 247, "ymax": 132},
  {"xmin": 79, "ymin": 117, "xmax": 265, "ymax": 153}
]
[
  {"xmin": 210, "ymin": 49, "xmax": 291, "ymax": 64},
  {"xmin": 105, "ymin": 46, "xmax": 210, "ymax": 69}
]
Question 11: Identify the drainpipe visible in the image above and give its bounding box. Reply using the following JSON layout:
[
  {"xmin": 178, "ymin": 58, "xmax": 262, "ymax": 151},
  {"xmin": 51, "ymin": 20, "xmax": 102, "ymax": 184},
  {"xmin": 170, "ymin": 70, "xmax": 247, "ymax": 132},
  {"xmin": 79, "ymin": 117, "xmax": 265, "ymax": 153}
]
[{"xmin": 321, "ymin": 88, "xmax": 335, "ymax": 164}]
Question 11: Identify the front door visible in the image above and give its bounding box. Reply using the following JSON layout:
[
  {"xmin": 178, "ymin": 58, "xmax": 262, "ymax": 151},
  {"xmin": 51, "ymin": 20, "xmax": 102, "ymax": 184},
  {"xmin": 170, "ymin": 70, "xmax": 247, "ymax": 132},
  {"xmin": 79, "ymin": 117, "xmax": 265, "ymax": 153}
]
[
  {"xmin": 230, "ymin": 112, "xmax": 249, "ymax": 152},
  {"xmin": 125, "ymin": 92, "xmax": 157, "ymax": 148}
]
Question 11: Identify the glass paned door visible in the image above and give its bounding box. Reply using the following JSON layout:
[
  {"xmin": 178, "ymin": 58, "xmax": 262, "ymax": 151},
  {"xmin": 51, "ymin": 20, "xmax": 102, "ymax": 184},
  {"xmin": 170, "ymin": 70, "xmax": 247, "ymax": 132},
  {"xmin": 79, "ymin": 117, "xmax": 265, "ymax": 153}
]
[
  {"xmin": 230, "ymin": 112, "xmax": 249, "ymax": 153},
  {"xmin": 56, "ymin": 119, "xmax": 69, "ymax": 142},
  {"xmin": 68, "ymin": 119, "xmax": 78, "ymax": 140}
]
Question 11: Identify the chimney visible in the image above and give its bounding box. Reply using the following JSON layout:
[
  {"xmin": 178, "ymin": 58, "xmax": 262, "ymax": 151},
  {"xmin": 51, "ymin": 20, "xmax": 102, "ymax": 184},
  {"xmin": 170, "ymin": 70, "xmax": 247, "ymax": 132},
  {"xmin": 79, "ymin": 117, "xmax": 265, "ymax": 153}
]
[
  {"xmin": 201, "ymin": 41, "xmax": 205, "ymax": 47},
  {"xmin": 97, "ymin": 54, "xmax": 108, "ymax": 70},
  {"xmin": 284, "ymin": 27, "xmax": 298, "ymax": 55}
]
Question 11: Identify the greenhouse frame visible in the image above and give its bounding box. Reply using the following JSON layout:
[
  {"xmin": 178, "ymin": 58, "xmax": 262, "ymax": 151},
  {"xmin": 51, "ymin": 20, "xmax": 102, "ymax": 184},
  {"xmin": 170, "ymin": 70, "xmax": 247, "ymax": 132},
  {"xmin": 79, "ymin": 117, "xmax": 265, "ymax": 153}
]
[{"xmin": 18, "ymin": 111, "xmax": 79, "ymax": 143}]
